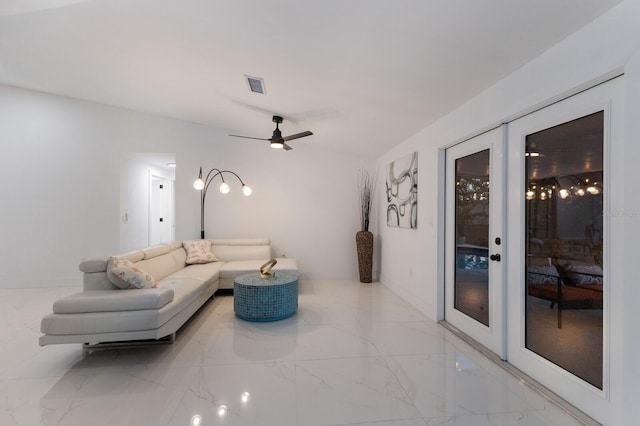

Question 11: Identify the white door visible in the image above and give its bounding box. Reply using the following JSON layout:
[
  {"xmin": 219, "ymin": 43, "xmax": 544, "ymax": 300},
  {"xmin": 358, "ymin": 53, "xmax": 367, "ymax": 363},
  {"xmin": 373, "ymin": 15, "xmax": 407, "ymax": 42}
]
[
  {"xmin": 445, "ymin": 127, "xmax": 505, "ymax": 358},
  {"xmin": 505, "ymin": 77, "xmax": 622, "ymax": 423},
  {"xmin": 149, "ymin": 175, "xmax": 174, "ymax": 246}
]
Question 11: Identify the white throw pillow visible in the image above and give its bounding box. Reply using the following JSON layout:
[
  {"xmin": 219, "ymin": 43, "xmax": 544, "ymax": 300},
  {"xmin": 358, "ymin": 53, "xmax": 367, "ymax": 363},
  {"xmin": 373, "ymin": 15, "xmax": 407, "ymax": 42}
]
[
  {"xmin": 183, "ymin": 240, "xmax": 219, "ymax": 264},
  {"xmin": 108, "ymin": 257, "xmax": 157, "ymax": 289}
]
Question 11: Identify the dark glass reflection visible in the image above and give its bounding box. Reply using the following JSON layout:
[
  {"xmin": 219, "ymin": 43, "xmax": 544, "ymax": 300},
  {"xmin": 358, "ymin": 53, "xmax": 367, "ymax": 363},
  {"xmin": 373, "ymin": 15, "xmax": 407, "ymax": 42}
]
[
  {"xmin": 525, "ymin": 111, "xmax": 604, "ymax": 389},
  {"xmin": 455, "ymin": 149, "xmax": 490, "ymax": 326}
]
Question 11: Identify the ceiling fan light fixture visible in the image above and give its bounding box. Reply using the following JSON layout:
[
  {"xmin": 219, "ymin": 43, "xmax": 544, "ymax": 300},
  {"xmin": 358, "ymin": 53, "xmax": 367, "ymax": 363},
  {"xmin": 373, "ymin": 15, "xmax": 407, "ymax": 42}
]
[{"xmin": 229, "ymin": 114, "xmax": 312, "ymax": 151}]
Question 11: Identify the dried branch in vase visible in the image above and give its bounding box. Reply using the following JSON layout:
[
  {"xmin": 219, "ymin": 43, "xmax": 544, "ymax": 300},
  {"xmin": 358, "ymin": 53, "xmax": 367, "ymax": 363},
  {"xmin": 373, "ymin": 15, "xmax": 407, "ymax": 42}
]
[{"xmin": 359, "ymin": 169, "xmax": 377, "ymax": 232}]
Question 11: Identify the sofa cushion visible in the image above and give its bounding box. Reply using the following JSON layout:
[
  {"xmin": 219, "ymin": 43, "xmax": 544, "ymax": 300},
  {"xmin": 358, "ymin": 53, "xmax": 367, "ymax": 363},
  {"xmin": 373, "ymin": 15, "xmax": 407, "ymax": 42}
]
[
  {"xmin": 79, "ymin": 257, "xmax": 109, "ymax": 273},
  {"xmin": 81, "ymin": 249, "xmax": 144, "ymax": 274},
  {"xmin": 212, "ymin": 238, "xmax": 270, "ymax": 246},
  {"xmin": 168, "ymin": 262, "xmax": 222, "ymax": 285},
  {"xmin": 53, "ymin": 289, "xmax": 174, "ymax": 314},
  {"xmin": 42, "ymin": 278, "xmax": 205, "ymax": 335},
  {"xmin": 157, "ymin": 278, "xmax": 209, "ymax": 326},
  {"xmin": 219, "ymin": 258, "xmax": 299, "ymax": 279},
  {"xmin": 143, "ymin": 244, "xmax": 173, "ymax": 259},
  {"xmin": 114, "ymin": 250, "xmax": 145, "ymax": 263},
  {"xmin": 212, "ymin": 244, "xmax": 271, "ymax": 261},
  {"xmin": 527, "ymin": 265, "xmax": 559, "ymax": 285},
  {"xmin": 108, "ymin": 257, "xmax": 158, "ymax": 289},
  {"xmin": 134, "ymin": 248, "xmax": 187, "ymax": 282},
  {"xmin": 41, "ymin": 310, "xmax": 164, "ymax": 335},
  {"xmin": 183, "ymin": 240, "xmax": 219, "ymax": 264},
  {"xmin": 83, "ymin": 271, "xmax": 116, "ymax": 291},
  {"xmin": 566, "ymin": 264, "xmax": 604, "ymax": 285},
  {"xmin": 169, "ymin": 246, "xmax": 188, "ymax": 267},
  {"xmin": 140, "ymin": 242, "xmax": 183, "ymax": 259}
]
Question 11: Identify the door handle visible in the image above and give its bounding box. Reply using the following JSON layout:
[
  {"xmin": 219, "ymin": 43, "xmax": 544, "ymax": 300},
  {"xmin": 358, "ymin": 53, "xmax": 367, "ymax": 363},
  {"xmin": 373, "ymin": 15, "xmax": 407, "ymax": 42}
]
[{"xmin": 490, "ymin": 254, "xmax": 501, "ymax": 262}]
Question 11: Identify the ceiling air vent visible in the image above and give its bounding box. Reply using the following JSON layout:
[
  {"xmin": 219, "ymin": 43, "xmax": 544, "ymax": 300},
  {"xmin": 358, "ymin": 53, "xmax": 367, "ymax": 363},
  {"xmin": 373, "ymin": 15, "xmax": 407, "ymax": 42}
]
[{"xmin": 245, "ymin": 76, "xmax": 265, "ymax": 94}]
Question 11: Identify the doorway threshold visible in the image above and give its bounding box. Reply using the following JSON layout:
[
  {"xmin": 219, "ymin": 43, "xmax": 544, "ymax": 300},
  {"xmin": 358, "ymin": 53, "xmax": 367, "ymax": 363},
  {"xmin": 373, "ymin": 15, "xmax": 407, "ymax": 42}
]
[{"xmin": 439, "ymin": 321, "xmax": 601, "ymax": 426}]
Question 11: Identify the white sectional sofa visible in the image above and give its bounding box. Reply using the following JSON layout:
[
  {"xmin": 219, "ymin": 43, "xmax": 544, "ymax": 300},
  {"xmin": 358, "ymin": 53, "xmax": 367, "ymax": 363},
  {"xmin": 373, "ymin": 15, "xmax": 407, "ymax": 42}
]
[{"xmin": 39, "ymin": 238, "xmax": 298, "ymax": 347}]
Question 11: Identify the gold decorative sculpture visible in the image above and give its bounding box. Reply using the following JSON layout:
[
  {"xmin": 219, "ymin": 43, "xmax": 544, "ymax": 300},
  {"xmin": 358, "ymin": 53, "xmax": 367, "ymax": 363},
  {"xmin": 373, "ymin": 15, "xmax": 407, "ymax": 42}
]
[{"xmin": 260, "ymin": 258, "xmax": 278, "ymax": 279}]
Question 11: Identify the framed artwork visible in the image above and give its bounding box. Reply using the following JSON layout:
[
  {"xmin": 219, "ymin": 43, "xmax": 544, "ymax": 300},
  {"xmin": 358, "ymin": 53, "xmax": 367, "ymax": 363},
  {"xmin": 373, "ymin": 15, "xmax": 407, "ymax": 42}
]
[{"xmin": 386, "ymin": 152, "xmax": 418, "ymax": 229}]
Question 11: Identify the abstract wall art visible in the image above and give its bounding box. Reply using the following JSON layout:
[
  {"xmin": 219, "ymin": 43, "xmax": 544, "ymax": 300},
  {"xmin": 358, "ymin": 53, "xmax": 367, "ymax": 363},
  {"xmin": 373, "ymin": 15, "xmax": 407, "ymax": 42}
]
[{"xmin": 386, "ymin": 152, "xmax": 418, "ymax": 229}]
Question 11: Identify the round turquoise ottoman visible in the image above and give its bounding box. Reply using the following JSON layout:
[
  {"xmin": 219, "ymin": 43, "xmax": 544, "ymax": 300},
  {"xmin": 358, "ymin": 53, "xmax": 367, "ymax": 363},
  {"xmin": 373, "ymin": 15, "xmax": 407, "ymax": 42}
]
[{"xmin": 233, "ymin": 272, "xmax": 299, "ymax": 322}]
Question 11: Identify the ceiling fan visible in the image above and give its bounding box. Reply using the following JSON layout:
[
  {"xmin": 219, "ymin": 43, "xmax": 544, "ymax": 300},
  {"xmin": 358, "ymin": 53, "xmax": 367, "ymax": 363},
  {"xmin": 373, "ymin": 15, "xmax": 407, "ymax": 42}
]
[{"xmin": 229, "ymin": 115, "xmax": 313, "ymax": 150}]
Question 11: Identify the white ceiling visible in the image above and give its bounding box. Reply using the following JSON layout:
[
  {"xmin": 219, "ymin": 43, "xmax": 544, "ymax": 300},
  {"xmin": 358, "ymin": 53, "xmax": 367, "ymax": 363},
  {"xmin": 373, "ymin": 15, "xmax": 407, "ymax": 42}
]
[{"xmin": 0, "ymin": 0, "xmax": 620, "ymax": 156}]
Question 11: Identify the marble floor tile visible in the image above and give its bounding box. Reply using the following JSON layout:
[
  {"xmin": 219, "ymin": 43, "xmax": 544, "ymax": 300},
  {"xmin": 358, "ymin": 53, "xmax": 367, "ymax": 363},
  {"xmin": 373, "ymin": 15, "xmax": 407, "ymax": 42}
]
[
  {"xmin": 425, "ymin": 409, "xmax": 586, "ymax": 426},
  {"xmin": 0, "ymin": 281, "xmax": 590, "ymax": 426},
  {"xmin": 385, "ymin": 353, "xmax": 547, "ymax": 419},
  {"xmin": 340, "ymin": 420, "xmax": 428, "ymax": 426},
  {"xmin": 296, "ymin": 356, "xmax": 420, "ymax": 426},
  {"xmin": 293, "ymin": 323, "xmax": 381, "ymax": 361},
  {"xmin": 363, "ymin": 321, "xmax": 464, "ymax": 357},
  {"xmin": 169, "ymin": 362, "xmax": 298, "ymax": 426}
]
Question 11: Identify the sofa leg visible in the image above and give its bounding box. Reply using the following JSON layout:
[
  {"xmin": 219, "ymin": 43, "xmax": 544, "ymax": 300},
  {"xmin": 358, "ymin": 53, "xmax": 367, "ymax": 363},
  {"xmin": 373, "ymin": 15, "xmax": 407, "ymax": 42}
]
[{"xmin": 82, "ymin": 334, "xmax": 176, "ymax": 351}]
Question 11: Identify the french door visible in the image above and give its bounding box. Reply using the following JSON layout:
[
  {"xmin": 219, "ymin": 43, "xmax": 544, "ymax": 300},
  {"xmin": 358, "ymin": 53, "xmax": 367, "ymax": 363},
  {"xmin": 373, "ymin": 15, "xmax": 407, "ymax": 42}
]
[
  {"xmin": 444, "ymin": 77, "xmax": 622, "ymax": 423},
  {"xmin": 505, "ymin": 77, "xmax": 622, "ymax": 423},
  {"xmin": 445, "ymin": 127, "xmax": 505, "ymax": 358}
]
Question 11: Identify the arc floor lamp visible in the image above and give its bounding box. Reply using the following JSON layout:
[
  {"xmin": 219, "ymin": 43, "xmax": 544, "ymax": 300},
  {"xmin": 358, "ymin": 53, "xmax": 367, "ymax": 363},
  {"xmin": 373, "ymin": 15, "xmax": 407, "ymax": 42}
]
[{"xmin": 194, "ymin": 167, "xmax": 252, "ymax": 239}]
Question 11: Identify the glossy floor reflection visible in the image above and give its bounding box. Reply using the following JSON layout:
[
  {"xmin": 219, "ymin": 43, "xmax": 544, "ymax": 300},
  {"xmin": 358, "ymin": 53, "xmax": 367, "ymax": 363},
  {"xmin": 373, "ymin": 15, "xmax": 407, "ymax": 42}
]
[{"xmin": 0, "ymin": 281, "xmax": 586, "ymax": 425}]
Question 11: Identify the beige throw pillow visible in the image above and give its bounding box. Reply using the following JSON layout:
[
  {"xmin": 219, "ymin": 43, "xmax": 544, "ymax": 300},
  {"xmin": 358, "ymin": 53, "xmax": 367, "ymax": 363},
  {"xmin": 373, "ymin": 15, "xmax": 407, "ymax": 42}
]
[
  {"xmin": 183, "ymin": 240, "xmax": 219, "ymax": 264},
  {"xmin": 108, "ymin": 257, "xmax": 157, "ymax": 289}
]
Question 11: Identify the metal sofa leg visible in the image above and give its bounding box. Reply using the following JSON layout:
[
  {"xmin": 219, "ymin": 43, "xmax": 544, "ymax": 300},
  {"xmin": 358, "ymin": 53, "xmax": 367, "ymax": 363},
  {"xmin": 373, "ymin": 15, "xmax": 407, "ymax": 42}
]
[{"xmin": 82, "ymin": 333, "xmax": 176, "ymax": 351}]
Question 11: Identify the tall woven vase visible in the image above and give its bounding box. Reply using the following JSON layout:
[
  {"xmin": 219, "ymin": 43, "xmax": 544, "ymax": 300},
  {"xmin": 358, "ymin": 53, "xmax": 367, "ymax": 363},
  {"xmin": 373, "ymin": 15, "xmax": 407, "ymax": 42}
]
[{"xmin": 356, "ymin": 230, "xmax": 374, "ymax": 283}]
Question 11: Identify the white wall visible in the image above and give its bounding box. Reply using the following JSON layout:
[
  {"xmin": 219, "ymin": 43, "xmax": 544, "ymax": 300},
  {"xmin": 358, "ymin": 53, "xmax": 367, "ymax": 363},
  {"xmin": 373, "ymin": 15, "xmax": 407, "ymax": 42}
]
[
  {"xmin": 0, "ymin": 85, "xmax": 373, "ymax": 288},
  {"xmin": 0, "ymin": 85, "xmax": 202, "ymax": 288},
  {"xmin": 376, "ymin": 1, "xmax": 640, "ymax": 424},
  {"xmin": 620, "ymin": 35, "xmax": 640, "ymax": 426},
  {"xmin": 195, "ymin": 138, "xmax": 374, "ymax": 279}
]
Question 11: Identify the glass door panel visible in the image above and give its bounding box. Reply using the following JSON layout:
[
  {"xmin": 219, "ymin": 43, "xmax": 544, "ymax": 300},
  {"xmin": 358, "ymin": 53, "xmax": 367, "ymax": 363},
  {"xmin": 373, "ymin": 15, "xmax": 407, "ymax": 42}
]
[
  {"xmin": 524, "ymin": 111, "xmax": 604, "ymax": 389},
  {"xmin": 455, "ymin": 149, "xmax": 491, "ymax": 326}
]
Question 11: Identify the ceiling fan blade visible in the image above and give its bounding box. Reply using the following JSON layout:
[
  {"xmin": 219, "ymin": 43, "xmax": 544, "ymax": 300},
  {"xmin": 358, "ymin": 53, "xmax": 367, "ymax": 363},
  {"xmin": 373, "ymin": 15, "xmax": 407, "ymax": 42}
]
[
  {"xmin": 229, "ymin": 134, "xmax": 270, "ymax": 141},
  {"xmin": 282, "ymin": 131, "xmax": 313, "ymax": 142},
  {"xmin": 283, "ymin": 143, "xmax": 293, "ymax": 151}
]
